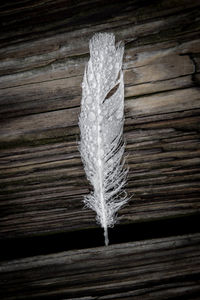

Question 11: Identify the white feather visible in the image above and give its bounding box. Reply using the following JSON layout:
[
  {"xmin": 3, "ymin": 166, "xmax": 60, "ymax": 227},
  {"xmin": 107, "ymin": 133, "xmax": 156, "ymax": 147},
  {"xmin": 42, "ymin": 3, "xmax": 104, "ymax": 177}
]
[{"xmin": 79, "ymin": 32, "xmax": 129, "ymax": 246}]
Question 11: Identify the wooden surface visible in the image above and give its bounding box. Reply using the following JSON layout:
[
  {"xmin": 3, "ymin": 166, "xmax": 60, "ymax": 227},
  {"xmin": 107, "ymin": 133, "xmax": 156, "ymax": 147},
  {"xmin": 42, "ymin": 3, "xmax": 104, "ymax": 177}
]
[
  {"xmin": 0, "ymin": 0, "xmax": 200, "ymax": 239},
  {"xmin": 0, "ymin": 233, "xmax": 200, "ymax": 300},
  {"xmin": 0, "ymin": 0, "xmax": 200, "ymax": 299}
]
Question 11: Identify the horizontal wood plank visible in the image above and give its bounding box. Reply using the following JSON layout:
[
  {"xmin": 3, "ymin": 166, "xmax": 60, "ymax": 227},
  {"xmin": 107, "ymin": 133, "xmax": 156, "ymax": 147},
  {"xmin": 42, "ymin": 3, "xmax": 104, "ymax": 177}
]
[{"xmin": 0, "ymin": 233, "xmax": 200, "ymax": 299}]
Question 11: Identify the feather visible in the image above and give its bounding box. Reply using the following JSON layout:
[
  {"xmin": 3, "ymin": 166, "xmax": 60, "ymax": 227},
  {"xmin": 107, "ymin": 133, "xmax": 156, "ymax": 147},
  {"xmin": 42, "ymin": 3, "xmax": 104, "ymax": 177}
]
[{"xmin": 78, "ymin": 32, "xmax": 129, "ymax": 246}]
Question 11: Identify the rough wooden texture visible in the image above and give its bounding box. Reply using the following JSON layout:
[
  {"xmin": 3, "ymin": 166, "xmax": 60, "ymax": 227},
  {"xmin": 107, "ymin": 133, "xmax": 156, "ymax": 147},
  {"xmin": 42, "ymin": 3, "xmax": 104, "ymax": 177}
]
[
  {"xmin": 0, "ymin": 233, "xmax": 200, "ymax": 299},
  {"xmin": 0, "ymin": 0, "xmax": 200, "ymax": 240}
]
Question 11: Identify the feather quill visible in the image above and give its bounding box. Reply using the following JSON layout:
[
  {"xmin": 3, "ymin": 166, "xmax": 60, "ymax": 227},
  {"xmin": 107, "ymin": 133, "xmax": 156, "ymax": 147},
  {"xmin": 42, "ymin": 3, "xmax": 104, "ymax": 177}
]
[{"xmin": 79, "ymin": 33, "xmax": 129, "ymax": 246}]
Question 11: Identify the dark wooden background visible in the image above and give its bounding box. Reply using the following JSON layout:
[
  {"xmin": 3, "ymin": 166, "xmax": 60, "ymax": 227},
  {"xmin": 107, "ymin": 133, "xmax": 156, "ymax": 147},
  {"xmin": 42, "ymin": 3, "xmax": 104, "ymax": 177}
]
[{"xmin": 0, "ymin": 0, "xmax": 200, "ymax": 299}]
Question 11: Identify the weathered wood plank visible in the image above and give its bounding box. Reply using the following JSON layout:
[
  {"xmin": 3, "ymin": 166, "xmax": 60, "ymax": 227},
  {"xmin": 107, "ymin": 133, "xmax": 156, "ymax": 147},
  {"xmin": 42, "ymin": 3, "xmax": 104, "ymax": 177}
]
[
  {"xmin": 0, "ymin": 52, "xmax": 196, "ymax": 119},
  {"xmin": 0, "ymin": 233, "xmax": 200, "ymax": 299},
  {"xmin": 0, "ymin": 87, "xmax": 199, "ymax": 140},
  {"xmin": 0, "ymin": 6, "xmax": 200, "ymax": 89},
  {"xmin": 0, "ymin": 11, "xmax": 197, "ymax": 77},
  {"xmin": 0, "ymin": 0, "xmax": 199, "ymax": 48}
]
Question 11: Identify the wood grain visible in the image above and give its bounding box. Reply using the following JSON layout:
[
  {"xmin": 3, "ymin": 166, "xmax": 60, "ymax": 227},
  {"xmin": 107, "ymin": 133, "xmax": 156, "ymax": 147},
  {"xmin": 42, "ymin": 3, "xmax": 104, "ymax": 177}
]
[
  {"xmin": 0, "ymin": 233, "xmax": 200, "ymax": 299},
  {"xmin": 0, "ymin": 0, "xmax": 200, "ymax": 241}
]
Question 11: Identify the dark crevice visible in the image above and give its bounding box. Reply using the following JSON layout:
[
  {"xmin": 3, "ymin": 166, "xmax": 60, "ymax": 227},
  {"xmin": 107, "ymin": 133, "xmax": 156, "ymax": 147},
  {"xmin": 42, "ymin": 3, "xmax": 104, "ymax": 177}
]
[
  {"xmin": 125, "ymin": 107, "xmax": 200, "ymax": 124},
  {"xmin": 0, "ymin": 73, "xmax": 82, "ymax": 91},
  {"xmin": 124, "ymin": 72, "xmax": 194, "ymax": 86},
  {"xmin": 102, "ymin": 69, "xmax": 121, "ymax": 102},
  {"xmin": 0, "ymin": 213, "xmax": 199, "ymax": 261},
  {"xmin": 104, "ymin": 83, "xmax": 120, "ymax": 102},
  {"xmin": 0, "ymin": 104, "xmax": 81, "ymax": 121},
  {"xmin": 180, "ymin": 53, "xmax": 200, "ymax": 88},
  {"xmin": 125, "ymin": 85, "xmax": 195, "ymax": 101}
]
